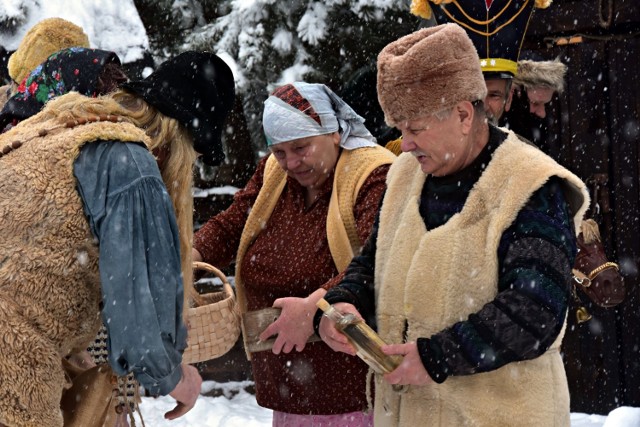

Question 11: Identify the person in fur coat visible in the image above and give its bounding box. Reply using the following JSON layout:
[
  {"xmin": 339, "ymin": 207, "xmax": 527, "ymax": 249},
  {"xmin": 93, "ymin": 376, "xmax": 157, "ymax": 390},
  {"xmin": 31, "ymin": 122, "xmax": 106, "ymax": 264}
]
[
  {"xmin": 316, "ymin": 24, "xmax": 589, "ymax": 427},
  {"xmin": 0, "ymin": 51, "xmax": 235, "ymax": 427}
]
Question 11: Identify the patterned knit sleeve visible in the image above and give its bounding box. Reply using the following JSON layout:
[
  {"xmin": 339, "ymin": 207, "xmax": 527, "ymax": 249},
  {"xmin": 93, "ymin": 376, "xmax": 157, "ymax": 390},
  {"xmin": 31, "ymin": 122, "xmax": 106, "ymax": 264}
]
[
  {"xmin": 417, "ymin": 177, "xmax": 577, "ymax": 383},
  {"xmin": 192, "ymin": 156, "xmax": 266, "ymax": 268}
]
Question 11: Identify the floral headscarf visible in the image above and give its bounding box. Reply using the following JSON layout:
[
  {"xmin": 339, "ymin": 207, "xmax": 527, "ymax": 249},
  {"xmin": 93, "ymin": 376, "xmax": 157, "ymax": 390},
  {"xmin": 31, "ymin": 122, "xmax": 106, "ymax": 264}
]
[{"xmin": 0, "ymin": 47, "xmax": 126, "ymax": 131}]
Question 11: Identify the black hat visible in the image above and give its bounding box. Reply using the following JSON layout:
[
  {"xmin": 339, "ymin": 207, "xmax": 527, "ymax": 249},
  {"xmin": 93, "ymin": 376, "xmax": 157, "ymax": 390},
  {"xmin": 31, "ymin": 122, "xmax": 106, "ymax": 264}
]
[
  {"xmin": 412, "ymin": 0, "xmax": 550, "ymax": 79},
  {"xmin": 121, "ymin": 51, "xmax": 235, "ymax": 166}
]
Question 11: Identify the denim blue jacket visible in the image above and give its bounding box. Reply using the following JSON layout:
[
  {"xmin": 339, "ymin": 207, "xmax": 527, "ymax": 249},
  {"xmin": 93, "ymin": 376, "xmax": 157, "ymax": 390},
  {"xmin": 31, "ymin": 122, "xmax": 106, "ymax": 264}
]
[{"xmin": 73, "ymin": 140, "xmax": 186, "ymax": 396}]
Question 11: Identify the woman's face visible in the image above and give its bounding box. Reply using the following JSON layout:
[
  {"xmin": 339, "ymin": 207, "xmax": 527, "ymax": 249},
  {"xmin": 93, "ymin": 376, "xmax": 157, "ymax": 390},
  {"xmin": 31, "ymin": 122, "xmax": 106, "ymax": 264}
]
[{"xmin": 270, "ymin": 132, "xmax": 341, "ymax": 190}]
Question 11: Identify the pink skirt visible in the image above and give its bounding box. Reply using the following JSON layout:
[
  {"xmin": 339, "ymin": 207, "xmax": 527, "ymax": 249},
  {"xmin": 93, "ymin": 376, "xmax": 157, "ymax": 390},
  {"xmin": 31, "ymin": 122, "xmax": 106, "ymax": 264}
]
[{"xmin": 272, "ymin": 410, "xmax": 373, "ymax": 427}]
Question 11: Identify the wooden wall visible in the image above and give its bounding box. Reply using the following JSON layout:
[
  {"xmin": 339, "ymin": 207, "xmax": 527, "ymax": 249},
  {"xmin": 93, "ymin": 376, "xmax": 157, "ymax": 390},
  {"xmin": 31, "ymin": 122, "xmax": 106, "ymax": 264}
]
[{"xmin": 525, "ymin": 0, "xmax": 640, "ymax": 414}]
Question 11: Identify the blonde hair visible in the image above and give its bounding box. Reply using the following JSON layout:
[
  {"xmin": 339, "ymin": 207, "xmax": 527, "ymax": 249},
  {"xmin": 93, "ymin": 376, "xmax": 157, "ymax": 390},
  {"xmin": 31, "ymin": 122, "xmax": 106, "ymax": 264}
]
[{"xmin": 35, "ymin": 91, "xmax": 198, "ymax": 310}]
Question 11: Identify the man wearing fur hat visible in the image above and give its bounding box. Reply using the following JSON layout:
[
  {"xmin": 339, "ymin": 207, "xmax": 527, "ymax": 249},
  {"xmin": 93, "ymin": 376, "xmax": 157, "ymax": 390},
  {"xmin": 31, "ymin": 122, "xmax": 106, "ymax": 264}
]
[
  {"xmin": 501, "ymin": 57, "xmax": 568, "ymax": 148},
  {"xmin": 513, "ymin": 58, "xmax": 567, "ymax": 119},
  {"xmin": 0, "ymin": 51, "xmax": 235, "ymax": 427},
  {"xmin": 384, "ymin": 0, "xmax": 553, "ymax": 156},
  {"xmin": 316, "ymin": 24, "xmax": 589, "ymax": 426}
]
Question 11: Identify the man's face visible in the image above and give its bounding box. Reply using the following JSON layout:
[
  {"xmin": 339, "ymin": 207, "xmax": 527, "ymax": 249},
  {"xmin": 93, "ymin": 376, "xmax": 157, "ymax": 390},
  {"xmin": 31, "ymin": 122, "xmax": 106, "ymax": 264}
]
[
  {"xmin": 484, "ymin": 78, "xmax": 512, "ymax": 123},
  {"xmin": 526, "ymin": 86, "xmax": 555, "ymax": 119},
  {"xmin": 398, "ymin": 110, "xmax": 472, "ymax": 177}
]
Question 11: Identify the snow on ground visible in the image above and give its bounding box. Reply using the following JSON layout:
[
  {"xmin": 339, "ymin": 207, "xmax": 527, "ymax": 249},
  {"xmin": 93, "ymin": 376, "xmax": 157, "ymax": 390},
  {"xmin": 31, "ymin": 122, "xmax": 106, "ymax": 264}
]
[
  {"xmin": 131, "ymin": 381, "xmax": 640, "ymax": 427},
  {"xmin": 134, "ymin": 381, "xmax": 271, "ymax": 427},
  {"xmin": 193, "ymin": 185, "xmax": 240, "ymax": 198}
]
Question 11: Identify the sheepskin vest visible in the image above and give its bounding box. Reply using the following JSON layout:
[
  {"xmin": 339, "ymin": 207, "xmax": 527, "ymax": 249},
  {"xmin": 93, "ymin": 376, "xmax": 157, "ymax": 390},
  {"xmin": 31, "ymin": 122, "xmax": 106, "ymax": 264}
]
[
  {"xmin": 0, "ymin": 117, "xmax": 150, "ymax": 356},
  {"xmin": 234, "ymin": 146, "xmax": 394, "ymax": 353},
  {"xmin": 374, "ymin": 132, "xmax": 588, "ymax": 427}
]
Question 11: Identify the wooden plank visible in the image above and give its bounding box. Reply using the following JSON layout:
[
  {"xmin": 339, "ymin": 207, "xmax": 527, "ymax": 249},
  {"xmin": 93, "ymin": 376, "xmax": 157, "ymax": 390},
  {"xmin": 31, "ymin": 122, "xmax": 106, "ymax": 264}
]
[
  {"xmin": 521, "ymin": 37, "xmax": 627, "ymax": 414},
  {"xmin": 606, "ymin": 35, "xmax": 640, "ymax": 407},
  {"xmin": 242, "ymin": 307, "xmax": 321, "ymax": 353},
  {"xmin": 558, "ymin": 39, "xmax": 624, "ymax": 414}
]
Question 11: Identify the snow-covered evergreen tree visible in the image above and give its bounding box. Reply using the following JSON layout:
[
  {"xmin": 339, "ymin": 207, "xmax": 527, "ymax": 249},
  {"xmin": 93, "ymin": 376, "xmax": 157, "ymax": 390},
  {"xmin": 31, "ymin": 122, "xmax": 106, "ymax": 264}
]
[
  {"xmin": 185, "ymin": 0, "xmax": 419, "ymax": 151},
  {"xmin": 0, "ymin": 0, "xmax": 149, "ymax": 65},
  {"xmin": 0, "ymin": 0, "xmax": 420, "ymax": 152}
]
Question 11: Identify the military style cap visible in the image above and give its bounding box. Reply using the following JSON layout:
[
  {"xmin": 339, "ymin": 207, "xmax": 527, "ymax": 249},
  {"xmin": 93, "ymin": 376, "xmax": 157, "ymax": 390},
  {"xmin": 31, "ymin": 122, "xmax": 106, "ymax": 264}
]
[{"xmin": 410, "ymin": 0, "xmax": 551, "ymax": 79}]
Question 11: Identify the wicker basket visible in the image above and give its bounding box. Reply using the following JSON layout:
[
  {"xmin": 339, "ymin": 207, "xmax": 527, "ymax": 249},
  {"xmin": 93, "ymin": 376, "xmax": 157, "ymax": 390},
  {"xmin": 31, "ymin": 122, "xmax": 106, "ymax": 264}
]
[{"xmin": 182, "ymin": 262, "xmax": 241, "ymax": 364}]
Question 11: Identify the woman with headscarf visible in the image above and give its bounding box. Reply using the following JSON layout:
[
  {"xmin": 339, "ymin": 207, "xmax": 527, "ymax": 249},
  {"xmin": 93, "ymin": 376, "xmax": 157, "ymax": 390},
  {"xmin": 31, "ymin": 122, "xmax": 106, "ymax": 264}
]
[
  {"xmin": 0, "ymin": 46, "xmax": 127, "ymax": 133},
  {"xmin": 193, "ymin": 82, "xmax": 395, "ymax": 426}
]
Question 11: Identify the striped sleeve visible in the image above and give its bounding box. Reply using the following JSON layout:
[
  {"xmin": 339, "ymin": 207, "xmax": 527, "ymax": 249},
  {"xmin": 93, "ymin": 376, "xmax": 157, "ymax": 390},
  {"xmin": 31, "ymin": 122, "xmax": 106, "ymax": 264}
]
[{"xmin": 418, "ymin": 176, "xmax": 577, "ymax": 383}]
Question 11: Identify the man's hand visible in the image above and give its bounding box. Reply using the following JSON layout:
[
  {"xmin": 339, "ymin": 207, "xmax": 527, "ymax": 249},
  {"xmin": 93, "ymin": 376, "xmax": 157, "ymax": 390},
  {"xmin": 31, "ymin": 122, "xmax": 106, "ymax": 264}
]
[
  {"xmin": 259, "ymin": 288, "xmax": 327, "ymax": 354},
  {"xmin": 317, "ymin": 302, "xmax": 360, "ymax": 356},
  {"xmin": 165, "ymin": 364, "xmax": 202, "ymax": 420},
  {"xmin": 382, "ymin": 342, "xmax": 433, "ymax": 386}
]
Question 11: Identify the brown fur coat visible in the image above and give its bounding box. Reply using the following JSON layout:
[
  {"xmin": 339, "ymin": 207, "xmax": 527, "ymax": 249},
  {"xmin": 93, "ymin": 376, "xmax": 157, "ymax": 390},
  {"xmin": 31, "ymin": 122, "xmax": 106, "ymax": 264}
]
[{"xmin": 0, "ymin": 117, "xmax": 148, "ymax": 427}]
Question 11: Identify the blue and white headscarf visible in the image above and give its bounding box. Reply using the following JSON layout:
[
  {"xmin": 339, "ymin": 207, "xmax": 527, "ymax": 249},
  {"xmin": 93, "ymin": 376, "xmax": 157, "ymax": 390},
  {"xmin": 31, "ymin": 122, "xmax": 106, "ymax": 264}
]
[{"xmin": 262, "ymin": 82, "xmax": 377, "ymax": 150}]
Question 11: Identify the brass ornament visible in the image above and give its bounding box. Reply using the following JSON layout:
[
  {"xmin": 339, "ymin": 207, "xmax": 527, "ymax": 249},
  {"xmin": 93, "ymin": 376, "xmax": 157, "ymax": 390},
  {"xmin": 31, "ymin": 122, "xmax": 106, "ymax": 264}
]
[
  {"xmin": 572, "ymin": 282, "xmax": 593, "ymax": 324},
  {"xmin": 576, "ymin": 306, "xmax": 592, "ymax": 324}
]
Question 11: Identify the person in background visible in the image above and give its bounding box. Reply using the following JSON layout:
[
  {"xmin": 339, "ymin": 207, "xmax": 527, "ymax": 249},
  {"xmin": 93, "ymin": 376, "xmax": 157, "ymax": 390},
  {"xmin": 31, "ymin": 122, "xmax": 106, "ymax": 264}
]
[
  {"xmin": 0, "ymin": 17, "xmax": 90, "ymax": 110},
  {"xmin": 193, "ymin": 81, "xmax": 395, "ymax": 426},
  {"xmin": 425, "ymin": 0, "xmax": 554, "ymax": 123},
  {"xmin": 0, "ymin": 47, "xmax": 127, "ymax": 133},
  {"xmin": 512, "ymin": 58, "xmax": 567, "ymax": 119},
  {"xmin": 316, "ymin": 24, "xmax": 589, "ymax": 426},
  {"xmin": 501, "ymin": 57, "xmax": 568, "ymax": 148},
  {"xmin": 0, "ymin": 51, "xmax": 235, "ymax": 427}
]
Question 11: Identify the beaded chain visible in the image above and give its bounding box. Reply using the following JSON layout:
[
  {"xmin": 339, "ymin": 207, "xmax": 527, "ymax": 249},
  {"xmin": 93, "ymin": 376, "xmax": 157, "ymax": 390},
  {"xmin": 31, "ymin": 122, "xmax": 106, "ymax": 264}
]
[{"xmin": 0, "ymin": 114, "xmax": 123, "ymax": 159}]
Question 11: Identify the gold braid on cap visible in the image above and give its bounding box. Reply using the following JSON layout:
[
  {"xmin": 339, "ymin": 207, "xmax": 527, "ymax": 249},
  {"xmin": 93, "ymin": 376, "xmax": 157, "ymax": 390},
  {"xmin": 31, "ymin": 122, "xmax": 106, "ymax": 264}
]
[
  {"xmin": 410, "ymin": 0, "xmax": 552, "ymax": 21},
  {"xmin": 441, "ymin": 0, "xmax": 532, "ymax": 36}
]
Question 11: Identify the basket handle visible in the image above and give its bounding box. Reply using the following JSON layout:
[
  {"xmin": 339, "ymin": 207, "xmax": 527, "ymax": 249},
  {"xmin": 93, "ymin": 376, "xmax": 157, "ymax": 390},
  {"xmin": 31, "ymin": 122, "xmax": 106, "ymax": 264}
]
[{"xmin": 192, "ymin": 261, "xmax": 234, "ymax": 300}]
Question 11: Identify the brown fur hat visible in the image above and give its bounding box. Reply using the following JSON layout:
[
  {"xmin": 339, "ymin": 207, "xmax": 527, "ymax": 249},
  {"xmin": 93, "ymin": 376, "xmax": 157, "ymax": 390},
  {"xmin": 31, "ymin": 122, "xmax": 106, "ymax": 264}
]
[
  {"xmin": 377, "ymin": 23, "xmax": 487, "ymax": 127},
  {"xmin": 514, "ymin": 59, "xmax": 568, "ymax": 93},
  {"xmin": 8, "ymin": 18, "xmax": 90, "ymax": 84}
]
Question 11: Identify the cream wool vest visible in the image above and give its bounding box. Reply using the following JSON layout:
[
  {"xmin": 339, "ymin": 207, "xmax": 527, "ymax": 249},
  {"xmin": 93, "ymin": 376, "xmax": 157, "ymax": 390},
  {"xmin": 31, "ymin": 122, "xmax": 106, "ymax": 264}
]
[
  {"xmin": 374, "ymin": 132, "xmax": 588, "ymax": 427},
  {"xmin": 0, "ymin": 117, "xmax": 150, "ymax": 356}
]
